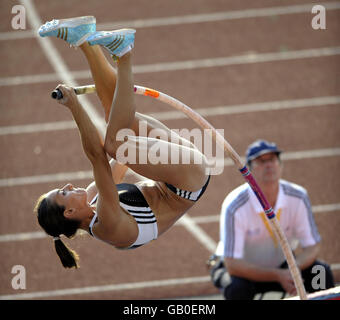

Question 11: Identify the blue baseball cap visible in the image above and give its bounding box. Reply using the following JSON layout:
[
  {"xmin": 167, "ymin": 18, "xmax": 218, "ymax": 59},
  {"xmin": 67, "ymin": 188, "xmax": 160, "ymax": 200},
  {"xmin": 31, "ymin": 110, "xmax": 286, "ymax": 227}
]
[{"xmin": 246, "ymin": 139, "xmax": 282, "ymax": 165}]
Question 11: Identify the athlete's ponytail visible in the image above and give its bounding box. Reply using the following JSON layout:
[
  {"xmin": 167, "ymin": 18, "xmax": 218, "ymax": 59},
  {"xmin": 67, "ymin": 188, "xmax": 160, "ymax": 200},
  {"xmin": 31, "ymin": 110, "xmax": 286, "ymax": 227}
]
[
  {"xmin": 34, "ymin": 195, "xmax": 80, "ymax": 268},
  {"xmin": 53, "ymin": 237, "xmax": 79, "ymax": 268}
]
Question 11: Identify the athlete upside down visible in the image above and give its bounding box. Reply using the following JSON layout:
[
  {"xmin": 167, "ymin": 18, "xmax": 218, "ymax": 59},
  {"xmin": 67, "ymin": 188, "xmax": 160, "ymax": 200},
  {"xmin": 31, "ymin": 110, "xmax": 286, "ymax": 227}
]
[{"xmin": 35, "ymin": 16, "xmax": 210, "ymax": 268}]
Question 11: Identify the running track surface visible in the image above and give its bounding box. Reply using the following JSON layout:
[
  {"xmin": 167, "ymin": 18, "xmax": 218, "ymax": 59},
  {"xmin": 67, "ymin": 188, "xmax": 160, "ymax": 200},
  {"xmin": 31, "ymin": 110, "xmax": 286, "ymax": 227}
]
[{"xmin": 0, "ymin": 0, "xmax": 339, "ymax": 300}]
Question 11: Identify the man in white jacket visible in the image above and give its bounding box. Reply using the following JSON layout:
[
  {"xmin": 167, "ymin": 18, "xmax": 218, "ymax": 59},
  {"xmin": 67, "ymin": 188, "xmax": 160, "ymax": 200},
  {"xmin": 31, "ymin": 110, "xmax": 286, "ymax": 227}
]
[{"xmin": 208, "ymin": 139, "xmax": 334, "ymax": 299}]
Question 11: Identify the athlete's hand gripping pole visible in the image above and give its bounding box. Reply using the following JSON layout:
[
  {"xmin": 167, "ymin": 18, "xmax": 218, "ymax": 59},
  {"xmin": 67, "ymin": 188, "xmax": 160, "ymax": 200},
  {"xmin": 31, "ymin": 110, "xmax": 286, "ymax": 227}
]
[
  {"xmin": 51, "ymin": 84, "xmax": 307, "ymax": 300},
  {"xmin": 51, "ymin": 85, "xmax": 96, "ymax": 100}
]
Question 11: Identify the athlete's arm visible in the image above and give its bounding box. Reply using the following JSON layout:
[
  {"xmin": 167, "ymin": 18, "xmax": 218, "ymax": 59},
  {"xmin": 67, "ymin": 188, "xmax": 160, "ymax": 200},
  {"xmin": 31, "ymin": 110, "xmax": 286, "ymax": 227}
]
[
  {"xmin": 109, "ymin": 159, "xmax": 128, "ymax": 184},
  {"xmin": 56, "ymin": 85, "xmax": 129, "ymax": 239},
  {"xmin": 86, "ymin": 159, "xmax": 128, "ymax": 201}
]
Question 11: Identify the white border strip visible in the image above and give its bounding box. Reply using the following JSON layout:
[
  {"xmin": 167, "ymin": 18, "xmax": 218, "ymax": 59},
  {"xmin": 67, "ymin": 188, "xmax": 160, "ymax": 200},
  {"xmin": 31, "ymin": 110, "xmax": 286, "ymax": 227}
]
[
  {"xmin": 2, "ymin": 2, "xmax": 340, "ymax": 41},
  {"xmin": 1, "ymin": 1, "xmax": 337, "ymax": 301}
]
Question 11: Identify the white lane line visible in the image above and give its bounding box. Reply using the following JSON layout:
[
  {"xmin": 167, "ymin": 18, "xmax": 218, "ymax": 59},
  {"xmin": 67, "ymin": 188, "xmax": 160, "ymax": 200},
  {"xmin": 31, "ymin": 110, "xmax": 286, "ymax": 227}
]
[
  {"xmin": 0, "ymin": 264, "xmax": 339, "ymax": 300},
  {"xmin": 2, "ymin": 2, "xmax": 340, "ymax": 41},
  {"xmin": 280, "ymin": 148, "xmax": 340, "ymax": 161},
  {"xmin": 313, "ymin": 203, "xmax": 340, "ymax": 213},
  {"xmin": 98, "ymin": 2, "xmax": 340, "ymax": 29},
  {"xmin": 0, "ymin": 29, "xmax": 34, "ymax": 41},
  {"xmin": 0, "ymin": 275, "xmax": 211, "ymax": 300},
  {"xmin": 134, "ymin": 47, "xmax": 340, "ymax": 74},
  {"xmin": 149, "ymin": 96, "xmax": 340, "ymax": 121},
  {"xmin": 1, "ymin": 46, "xmax": 340, "ymax": 87},
  {"xmin": 190, "ymin": 203, "xmax": 340, "ymax": 224},
  {"xmin": 0, "ymin": 120, "xmax": 75, "ymax": 135},
  {"xmin": 19, "ymin": 0, "xmax": 106, "ymax": 136},
  {"xmin": 0, "ymin": 72, "xmax": 62, "ymax": 86},
  {"xmin": 0, "ymin": 170, "xmax": 94, "ymax": 187},
  {"xmin": 1, "ymin": 203, "xmax": 339, "ymax": 243},
  {"xmin": 0, "ymin": 231, "xmax": 46, "ymax": 242},
  {"xmin": 1, "ymin": 148, "xmax": 339, "ymax": 188},
  {"xmin": 225, "ymin": 147, "xmax": 340, "ymax": 167},
  {"xmin": 177, "ymin": 215, "xmax": 217, "ymax": 252},
  {"xmin": 1, "ymin": 95, "xmax": 339, "ymax": 136},
  {"xmin": 331, "ymin": 263, "xmax": 340, "ymax": 270}
]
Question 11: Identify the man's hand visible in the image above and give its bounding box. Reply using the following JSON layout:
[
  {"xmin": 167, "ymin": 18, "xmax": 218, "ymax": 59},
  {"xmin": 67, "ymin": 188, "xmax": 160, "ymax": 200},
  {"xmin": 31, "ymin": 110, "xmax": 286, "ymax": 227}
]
[
  {"xmin": 55, "ymin": 84, "xmax": 79, "ymax": 109},
  {"xmin": 276, "ymin": 269, "xmax": 297, "ymax": 296}
]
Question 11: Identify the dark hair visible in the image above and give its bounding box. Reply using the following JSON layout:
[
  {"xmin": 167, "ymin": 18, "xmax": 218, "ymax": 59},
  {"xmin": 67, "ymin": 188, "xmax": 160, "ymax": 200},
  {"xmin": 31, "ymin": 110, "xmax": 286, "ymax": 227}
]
[{"xmin": 34, "ymin": 194, "xmax": 81, "ymax": 268}]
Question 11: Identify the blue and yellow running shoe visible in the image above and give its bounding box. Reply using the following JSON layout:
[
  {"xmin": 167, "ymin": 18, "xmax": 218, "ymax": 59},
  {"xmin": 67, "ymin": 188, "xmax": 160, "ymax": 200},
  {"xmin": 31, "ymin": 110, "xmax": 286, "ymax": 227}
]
[
  {"xmin": 87, "ymin": 29, "xmax": 135, "ymax": 59},
  {"xmin": 38, "ymin": 16, "xmax": 96, "ymax": 46}
]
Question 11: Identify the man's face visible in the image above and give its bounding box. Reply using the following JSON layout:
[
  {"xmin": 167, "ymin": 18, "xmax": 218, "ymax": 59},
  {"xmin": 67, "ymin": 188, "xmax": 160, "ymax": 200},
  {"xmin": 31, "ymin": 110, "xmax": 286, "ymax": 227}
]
[{"xmin": 250, "ymin": 152, "xmax": 282, "ymax": 184}]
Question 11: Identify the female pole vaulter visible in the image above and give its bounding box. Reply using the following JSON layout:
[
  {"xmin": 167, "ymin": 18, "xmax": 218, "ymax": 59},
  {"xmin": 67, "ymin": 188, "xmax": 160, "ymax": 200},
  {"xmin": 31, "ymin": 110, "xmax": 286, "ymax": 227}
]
[{"xmin": 34, "ymin": 16, "xmax": 210, "ymax": 268}]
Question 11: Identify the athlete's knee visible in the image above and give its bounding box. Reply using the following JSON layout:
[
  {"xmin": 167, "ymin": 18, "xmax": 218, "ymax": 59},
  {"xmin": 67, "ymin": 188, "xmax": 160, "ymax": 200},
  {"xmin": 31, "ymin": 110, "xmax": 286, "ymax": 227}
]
[
  {"xmin": 192, "ymin": 151, "xmax": 209, "ymax": 179},
  {"xmin": 104, "ymin": 134, "xmax": 115, "ymax": 158},
  {"xmin": 182, "ymin": 156, "xmax": 209, "ymax": 191},
  {"xmin": 104, "ymin": 128, "xmax": 136, "ymax": 160}
]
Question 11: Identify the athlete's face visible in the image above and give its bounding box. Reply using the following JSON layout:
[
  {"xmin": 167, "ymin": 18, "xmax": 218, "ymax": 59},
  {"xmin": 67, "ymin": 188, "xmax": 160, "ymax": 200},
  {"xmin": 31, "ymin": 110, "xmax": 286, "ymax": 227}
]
[
  {"xmin": 250, "ymin": 152, "xmax": 282, "ymax": 184},
  {"xmin": 46, "ymin": 183, "xmax": 89, "ymax": 219}
]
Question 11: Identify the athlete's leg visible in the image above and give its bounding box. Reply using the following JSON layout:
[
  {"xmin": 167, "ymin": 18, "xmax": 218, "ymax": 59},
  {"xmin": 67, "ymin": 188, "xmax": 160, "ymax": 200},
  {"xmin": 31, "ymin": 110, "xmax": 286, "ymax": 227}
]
[
  {"xmin": 79, "ymin": 40, "xmax": 196, "ymax": 150},
  {"xmin": 78, "ymin": 38, "xmax": 195, "ymax": 152},
  {"xmin": 118, "ymin": 135, "xmax": 208, "ymax": 190},
  {"xmin": 102, "ymin": 52, "xmax": 208, "ymax": 190},
  {"xmin": 104, "ymin": 51, "xmax": 136, "ymax": 154},
  {"xmin": 79, "ymin": 42, "xmax": 117, "ymax": 122},
  {"xmin": 133, "ymin": 113, "xmax": 197, "ymax": 150}
]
